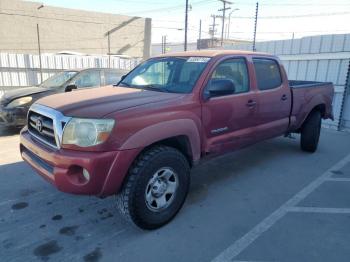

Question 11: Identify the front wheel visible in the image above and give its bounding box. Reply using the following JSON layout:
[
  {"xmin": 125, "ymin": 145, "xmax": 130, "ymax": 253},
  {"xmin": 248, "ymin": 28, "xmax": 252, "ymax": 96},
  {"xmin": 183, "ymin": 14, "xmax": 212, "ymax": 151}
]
[
  {"xmin": 300, "ymin": 110, "xmax": 322, "ymax": 153},
  {"xmin": 116, "ymin": 146, "xmax": 190, "ymax": 229}
]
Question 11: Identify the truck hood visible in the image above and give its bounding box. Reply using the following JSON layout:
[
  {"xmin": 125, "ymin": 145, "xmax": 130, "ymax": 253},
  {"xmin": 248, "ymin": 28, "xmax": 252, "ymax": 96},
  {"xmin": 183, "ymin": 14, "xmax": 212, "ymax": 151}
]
[
  {"xmin": 36, "ymin": 86, "xmax": 184, "ymax": 118},
  {"xmin": 0, "ymin": 86, "xmax": 50, "ymax": 105}
]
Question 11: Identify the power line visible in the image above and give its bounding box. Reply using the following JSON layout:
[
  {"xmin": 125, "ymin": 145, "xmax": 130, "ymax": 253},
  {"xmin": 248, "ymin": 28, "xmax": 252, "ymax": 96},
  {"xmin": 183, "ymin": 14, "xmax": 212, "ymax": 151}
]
[
  {"xmin": 0, "ymin": 11, "xmax": 188, "ymax": 32},
  {"xmin": 2, "ymin": 8, "xmax": 349, "ymax": 25},
  {"xmin": 1, "ymin": 0, "xmax": 214, "ymax": 21},
  {"xmin": 229, "ymin": 29, "xmax": 350, "ymax": 34},
  {"xmin": 121, "ymin": 0, "xmax": 214, "ymax": 15},
  {"xmin": 235, "ymin": 2, "xmax": 350, "ymax": 6},
  {"xmin": 0, "ymin": 7, "xmax": 141, "ymax": 21},
  {"xmin": 230, "ymin": 11, "xmax": 350, "ymax": 19},
  {"xmin": 0, "ymin": 11, "xmax": 145, "ymax": 27}
]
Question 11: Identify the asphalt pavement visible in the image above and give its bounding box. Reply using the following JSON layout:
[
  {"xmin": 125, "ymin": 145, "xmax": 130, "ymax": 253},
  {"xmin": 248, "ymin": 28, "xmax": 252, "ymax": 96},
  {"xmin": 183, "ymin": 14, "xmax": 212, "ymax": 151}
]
[{"xmin": 1, "ymin": 127, "xmax": 350, "ymax": 262}]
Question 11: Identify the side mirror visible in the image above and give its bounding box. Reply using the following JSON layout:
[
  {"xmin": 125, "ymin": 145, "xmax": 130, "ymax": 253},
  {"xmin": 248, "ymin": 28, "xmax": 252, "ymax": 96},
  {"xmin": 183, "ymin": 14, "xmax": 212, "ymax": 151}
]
[
  {"xmin": 206, "ymin": 79, "xmax": 235, "ymax": 98},
  {"xmin": 65, "ymin": 84, "xmax": 77, "ymax": 92}
]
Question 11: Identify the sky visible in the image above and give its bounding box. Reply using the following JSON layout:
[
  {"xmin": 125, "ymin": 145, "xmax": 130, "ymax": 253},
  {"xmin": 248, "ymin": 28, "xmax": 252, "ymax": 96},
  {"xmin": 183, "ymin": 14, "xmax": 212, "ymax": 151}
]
[{"xmin": 35, "ymin": 0, "xmax": 350, "ymax": 44}]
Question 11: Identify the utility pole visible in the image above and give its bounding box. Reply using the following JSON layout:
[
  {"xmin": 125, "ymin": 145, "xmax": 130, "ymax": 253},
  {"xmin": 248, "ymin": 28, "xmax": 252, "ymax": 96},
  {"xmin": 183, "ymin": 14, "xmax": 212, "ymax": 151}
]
[
  {"xmin": 36, "ymin": 23, "xmax": 43, "ymax": 84},
  {"xmin": 227, "ymin": 15, "xmax": 230, "ymax": 39},
  {"xmin": 161, "ymin": 35, "xmax": 164, "ymax": 54},
  {"xmin": 252, "ymin": 2, "xmax": 259, "ymax": 52},
  {"xmin": 164, "ymin": 35, "xmax": 167, "ymax": 53},
  {"xmin": 36, "ymin": 4, "xmax": 44, "ymax": 84},
  {"xmin": 210, "ymin": 15, "xmax": 218, "ymax": 47},
  {"xmin": 107, "ymin": 31, "xmax": 111, "ymax": 68},
  {"xmin": 218, "ymin": 0, "xmax": 232, "ymax": 46},
  {"xmin": 161, "ymin": 35, "xmax": 167, "ymax": 54},
  {"xmin": 198, "ymin": 19, "xmax": 202, "ymax": 50},
  {"xmin": 184, "ymin": 0, "xmax": 189, "ymax": 51}
]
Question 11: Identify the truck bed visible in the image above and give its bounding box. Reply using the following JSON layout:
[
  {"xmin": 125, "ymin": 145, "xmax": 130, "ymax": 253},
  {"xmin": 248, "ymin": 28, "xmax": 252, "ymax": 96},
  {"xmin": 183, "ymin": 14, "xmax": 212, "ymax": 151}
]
[
  {"xmin": 289, "ymin": 81, "xmax": 334, "ymax": 131},
  {"xmin": 289, "ymin": 80, "xmax": 333, "ymax": 89}
]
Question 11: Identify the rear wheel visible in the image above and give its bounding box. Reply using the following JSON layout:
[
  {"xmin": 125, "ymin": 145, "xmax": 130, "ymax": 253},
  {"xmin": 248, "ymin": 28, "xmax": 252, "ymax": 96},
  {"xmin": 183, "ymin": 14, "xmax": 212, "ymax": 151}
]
[
  {"xmin": 300, "ymin": 110, "xmax": 322, "ymax": 153},
  {"xmin": 116, "ymin": 145, "xmax": 190, "ymax": 229}
]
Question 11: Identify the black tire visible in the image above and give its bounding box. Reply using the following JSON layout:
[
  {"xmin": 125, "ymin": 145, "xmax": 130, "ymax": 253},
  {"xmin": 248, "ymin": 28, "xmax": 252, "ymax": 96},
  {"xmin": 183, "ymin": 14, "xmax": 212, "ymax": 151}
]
[
  {"xmin": 115, "ymin": 145, "xmax": 190, "ymax": 230},
  {"xmin": 300, "ymin": 110, "xmax": 322, "ymax": 153}
]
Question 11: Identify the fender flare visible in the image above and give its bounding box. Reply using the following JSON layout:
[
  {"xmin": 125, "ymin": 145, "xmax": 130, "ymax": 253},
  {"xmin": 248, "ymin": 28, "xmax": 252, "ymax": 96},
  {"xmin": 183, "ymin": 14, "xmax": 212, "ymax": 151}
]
[
  {"xmin": 120, "ymin": 119, "xmax": 201, "ymax": 161},
  {"xmin": 299, "ymin": 94, "xmax": 327, "ymax": 129}
]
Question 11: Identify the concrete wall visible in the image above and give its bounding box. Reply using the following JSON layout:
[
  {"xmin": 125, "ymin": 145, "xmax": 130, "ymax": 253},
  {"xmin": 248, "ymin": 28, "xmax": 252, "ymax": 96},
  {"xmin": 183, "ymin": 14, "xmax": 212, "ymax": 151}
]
[
  {"xmin": 224, "ymin": 34, "xmax": 350, "ymax": 131},
  {"xmin": 0, "ymin": 0, "xmax": 151, "ymax": 58}
]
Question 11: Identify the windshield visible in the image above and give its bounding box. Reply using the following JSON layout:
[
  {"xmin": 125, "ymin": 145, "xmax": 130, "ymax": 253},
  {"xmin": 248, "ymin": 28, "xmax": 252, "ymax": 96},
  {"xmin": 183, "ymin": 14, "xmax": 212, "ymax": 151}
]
[
  {"xmin": 118, "ymin": 57, "xmax": 210, "ymax": 93},
  {"xmin": 40, "ymin": 71, "xmax": 78, "ymax": 88}
]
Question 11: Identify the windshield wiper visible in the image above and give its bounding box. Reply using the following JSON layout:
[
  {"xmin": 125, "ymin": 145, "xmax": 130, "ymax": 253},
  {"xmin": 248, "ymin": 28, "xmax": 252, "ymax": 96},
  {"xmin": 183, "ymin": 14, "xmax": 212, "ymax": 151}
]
[
  {"xmin": 117, "ymin": 81, "xmax": 131, "ymax": 87},
  {"xmin": 117, "ymin": 83, "xmax": 171, "ymax": 93},
  {"xmin": 140, "ymin": 85, "xmax": 169, "ymax": 93}
]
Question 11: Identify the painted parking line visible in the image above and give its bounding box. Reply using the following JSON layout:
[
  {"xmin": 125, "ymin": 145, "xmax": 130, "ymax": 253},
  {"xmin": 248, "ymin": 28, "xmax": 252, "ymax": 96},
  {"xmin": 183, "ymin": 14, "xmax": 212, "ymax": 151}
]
[
  {"xmin": 211, "ymin": 153, "xmax": 350, "ymax": 262},
  {"xmin": 287, "ymin": 206, "xmax": 350, "ymax": 214},
  {"xmin": 232, "ymin": 260, "xmax": 275, "ymax": 262},
  {"xmin": 325, "ymin": 177, "xmax": 350, "ymax": 182}
]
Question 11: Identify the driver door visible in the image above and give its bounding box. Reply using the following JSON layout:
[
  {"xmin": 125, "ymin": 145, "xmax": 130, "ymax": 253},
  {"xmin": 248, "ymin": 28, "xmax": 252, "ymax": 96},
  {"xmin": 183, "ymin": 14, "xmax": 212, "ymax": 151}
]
[{"xmin": 202, "ymin": 57, "xmax": 258, "ymax": 154}]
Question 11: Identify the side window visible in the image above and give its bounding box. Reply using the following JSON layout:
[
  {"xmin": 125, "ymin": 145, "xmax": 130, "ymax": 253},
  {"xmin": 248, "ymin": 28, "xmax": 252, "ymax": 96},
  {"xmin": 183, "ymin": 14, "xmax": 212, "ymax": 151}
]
[
  {"xmin": 105, "ymin": 71, "xmax": 122, "ymax": 85},
  {"xmin": 210, "ymin": 58, "xmax": 249, "ymax": 94},
  {"xmin": 253, "ymin": 58, "xmax": 282, "ymax": 90},
  {"xmin": 75, "ymin": 70, "xmax": 101, "ymax": 88}
]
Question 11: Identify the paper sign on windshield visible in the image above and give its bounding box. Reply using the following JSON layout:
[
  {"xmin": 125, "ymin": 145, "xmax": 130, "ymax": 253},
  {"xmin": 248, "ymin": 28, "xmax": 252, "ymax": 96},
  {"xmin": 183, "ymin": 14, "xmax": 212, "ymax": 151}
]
[{"xmin": 187, "ymin": 57, "xmax": 211, "ymax": 63}]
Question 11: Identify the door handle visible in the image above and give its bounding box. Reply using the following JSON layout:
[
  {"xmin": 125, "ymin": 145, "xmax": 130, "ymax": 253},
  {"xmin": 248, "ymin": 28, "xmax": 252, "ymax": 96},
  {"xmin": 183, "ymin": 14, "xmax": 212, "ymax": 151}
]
[
  {"xmin": 281, "ymin": 94, "xmax": 288, "ymax": 101},
  {"xmin": 246, "ymin": 100, "xmax": 257, "ymax": 107}
]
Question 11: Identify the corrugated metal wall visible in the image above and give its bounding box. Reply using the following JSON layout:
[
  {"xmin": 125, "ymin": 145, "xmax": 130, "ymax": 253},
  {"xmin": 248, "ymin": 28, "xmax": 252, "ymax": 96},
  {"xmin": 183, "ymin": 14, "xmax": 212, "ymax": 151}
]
[
  {"xmin": 0, "ymin": 53, "xmax": 140, "ymax": 87},
  {"xmin": 224, "ymin": 34, "xmax": 350, "ymax": 130}
]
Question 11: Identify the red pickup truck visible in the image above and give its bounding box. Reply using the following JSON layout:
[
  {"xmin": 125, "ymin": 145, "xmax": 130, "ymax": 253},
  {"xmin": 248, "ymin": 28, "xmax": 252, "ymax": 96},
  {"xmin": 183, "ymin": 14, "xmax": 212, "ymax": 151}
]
[{"xmin": 20, "ymin": 50, "xmax": 334, "ymax": 229}]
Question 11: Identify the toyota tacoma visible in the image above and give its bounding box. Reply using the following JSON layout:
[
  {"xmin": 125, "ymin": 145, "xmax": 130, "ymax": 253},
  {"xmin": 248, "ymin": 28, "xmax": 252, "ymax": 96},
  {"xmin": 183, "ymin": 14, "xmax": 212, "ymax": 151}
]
[{"xmin": 20, "ymin": 50, "xmax": 334, "ymax": 229}]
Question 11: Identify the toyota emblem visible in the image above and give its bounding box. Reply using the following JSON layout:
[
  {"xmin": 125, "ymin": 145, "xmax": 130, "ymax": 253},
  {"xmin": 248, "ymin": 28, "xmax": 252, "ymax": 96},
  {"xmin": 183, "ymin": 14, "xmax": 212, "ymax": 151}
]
[{"xmin": 36, "ymin": 119, "xmax": 43, "ymax": 133}]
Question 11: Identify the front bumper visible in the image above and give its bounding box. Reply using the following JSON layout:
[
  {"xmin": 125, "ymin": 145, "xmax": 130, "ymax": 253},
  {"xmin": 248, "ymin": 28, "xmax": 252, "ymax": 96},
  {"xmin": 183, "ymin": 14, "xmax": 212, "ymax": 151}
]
[
  {"xmin": 0, "ymin": 105, "xmax": 28, "ymax": 127},
  {"xmin": 20, "ymin": 128, "xmax": 141, "ymax": 197}
]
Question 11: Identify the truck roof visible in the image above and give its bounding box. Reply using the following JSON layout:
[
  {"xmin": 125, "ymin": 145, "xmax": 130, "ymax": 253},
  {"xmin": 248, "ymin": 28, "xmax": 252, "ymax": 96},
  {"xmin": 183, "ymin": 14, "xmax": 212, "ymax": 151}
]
[{"xmin": 156, "ymin": 49, "xmax": 270, "ymax": 58}]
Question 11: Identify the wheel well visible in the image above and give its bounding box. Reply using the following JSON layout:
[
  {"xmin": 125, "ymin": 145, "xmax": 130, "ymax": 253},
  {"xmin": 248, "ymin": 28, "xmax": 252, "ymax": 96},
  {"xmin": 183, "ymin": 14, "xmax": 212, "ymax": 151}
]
[
  {"xmin": 295, "ymin": 104, "xmax": 326, "ymax": 133},
  {"xmin": 144, "ymin": 136, "xmax": 193, "ymax": 166},
  {"xmin": 313, "ymin": 104, "xmax": 326, "ymax": 118}
]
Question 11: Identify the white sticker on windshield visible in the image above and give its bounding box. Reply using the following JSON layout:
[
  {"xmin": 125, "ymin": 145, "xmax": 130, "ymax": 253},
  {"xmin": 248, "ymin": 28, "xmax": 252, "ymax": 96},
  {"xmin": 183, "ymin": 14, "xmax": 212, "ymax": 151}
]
[{"xmin": 187, "ymin": 57, "xmax": 210, "ymax": 63}]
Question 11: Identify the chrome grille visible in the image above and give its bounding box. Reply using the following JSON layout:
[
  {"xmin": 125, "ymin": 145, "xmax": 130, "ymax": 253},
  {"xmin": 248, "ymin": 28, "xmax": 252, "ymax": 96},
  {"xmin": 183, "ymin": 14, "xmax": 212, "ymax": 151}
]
[
  {"xmin": 28, "ymin": 111, "xmax": 56, "ymax": 147},
  {"xmin": 27, "ymin": 104, "xmax": 71, "ymax": 149}
]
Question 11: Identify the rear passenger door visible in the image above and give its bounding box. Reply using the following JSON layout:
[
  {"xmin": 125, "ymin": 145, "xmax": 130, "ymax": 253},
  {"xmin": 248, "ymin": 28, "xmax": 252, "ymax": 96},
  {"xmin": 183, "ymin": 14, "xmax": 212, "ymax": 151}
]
[{"xmin": 253, "ymin": 58, "xmax": 291, "ymax": 139}]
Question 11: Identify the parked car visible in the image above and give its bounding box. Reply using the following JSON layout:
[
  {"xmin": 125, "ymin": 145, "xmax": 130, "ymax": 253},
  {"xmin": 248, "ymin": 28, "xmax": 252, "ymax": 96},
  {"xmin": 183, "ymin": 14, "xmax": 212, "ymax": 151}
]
[
  {"xmin": 0, "ymin": 68, "xmax": 128, "ymax": 127},
  {"xmin": 20, "ymin": 50, "xmax": 334, "ymax": 229}
]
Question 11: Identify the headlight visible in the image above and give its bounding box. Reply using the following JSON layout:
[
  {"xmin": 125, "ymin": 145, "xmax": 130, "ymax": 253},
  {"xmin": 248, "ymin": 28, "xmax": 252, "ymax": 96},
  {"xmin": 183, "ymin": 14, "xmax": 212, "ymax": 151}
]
[
  {"xmin": 62, "ymin": 118, "xmax": 115, "ymax": 147},
  {"xmin": 6, "ymin": 96, "xmax": 32, "ymax": 108}
]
